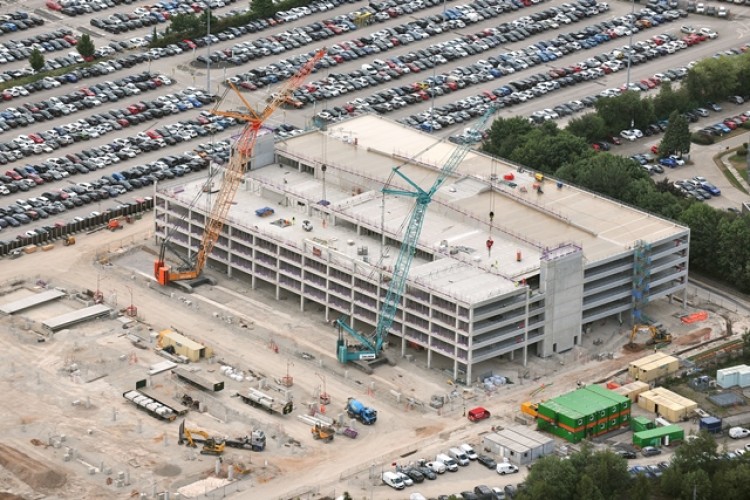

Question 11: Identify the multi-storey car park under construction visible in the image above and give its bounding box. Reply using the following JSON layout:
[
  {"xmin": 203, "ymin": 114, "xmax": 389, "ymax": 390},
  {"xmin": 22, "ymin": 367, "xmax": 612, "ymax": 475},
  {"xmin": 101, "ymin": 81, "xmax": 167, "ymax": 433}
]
[{"xmin": 154, "ymin": 114, "xmax": 690, "ymax": 383}]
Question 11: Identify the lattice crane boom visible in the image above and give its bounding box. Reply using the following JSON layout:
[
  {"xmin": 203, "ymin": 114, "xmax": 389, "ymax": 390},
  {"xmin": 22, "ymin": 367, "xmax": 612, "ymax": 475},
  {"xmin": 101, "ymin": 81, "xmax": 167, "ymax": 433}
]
[
  {"xmin": 336, "ymin": 105, "xmax": 498, "ymax": 363},
  {"xmin": 155, "ymin": 49, "xmax": 326, "ymax": 286}
]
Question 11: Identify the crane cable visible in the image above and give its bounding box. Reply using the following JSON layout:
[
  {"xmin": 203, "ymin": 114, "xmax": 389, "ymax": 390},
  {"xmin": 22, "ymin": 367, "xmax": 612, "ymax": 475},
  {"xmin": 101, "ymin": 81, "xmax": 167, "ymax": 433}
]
[{"xmin": 487, "ymin": 159, "xmax": 496, "ymax": 257}]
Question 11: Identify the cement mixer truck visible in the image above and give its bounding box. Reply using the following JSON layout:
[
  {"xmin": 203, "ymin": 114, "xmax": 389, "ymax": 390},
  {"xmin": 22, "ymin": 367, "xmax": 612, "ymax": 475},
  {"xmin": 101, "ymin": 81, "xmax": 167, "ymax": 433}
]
[{"xmin": 346, "ymin": 398, "xmax": 377, "ymax": 425}]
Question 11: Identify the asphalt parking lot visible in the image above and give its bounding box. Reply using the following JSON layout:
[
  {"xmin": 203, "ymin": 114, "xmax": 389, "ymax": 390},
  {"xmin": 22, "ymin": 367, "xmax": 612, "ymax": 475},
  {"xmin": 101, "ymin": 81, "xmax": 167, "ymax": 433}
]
[{"xmin": 0, "ymin": 0, "xmax": 748, "ymax": 241}]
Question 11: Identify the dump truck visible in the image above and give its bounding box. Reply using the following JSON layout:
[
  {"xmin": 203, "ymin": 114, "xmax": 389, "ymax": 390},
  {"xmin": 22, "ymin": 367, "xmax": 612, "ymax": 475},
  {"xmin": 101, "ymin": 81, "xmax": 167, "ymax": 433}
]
[{"xmin": 346, "ymin": 398, "xmax": 377, "ymax": 425}]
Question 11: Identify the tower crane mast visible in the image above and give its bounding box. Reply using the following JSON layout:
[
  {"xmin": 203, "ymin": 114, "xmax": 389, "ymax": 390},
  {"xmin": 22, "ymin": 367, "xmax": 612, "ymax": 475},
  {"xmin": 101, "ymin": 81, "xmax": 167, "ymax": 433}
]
[
  {"xmin": 154, "ymin": 48, "xmax": 326, "ymax": 287},
  {"xmin": 336, "ymin": 105, "xmax": 498, "ymax": 367}
]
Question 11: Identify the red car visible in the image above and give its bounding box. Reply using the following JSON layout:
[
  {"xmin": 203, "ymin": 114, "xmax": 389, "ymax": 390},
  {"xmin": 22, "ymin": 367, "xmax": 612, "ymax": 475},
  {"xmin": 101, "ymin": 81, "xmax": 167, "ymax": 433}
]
[
  {"xmin": 145, "ymin": 130, "xmax": 162, "ymax": 139},
  {"xmin": 28, "ymin": 134, "xmax": 44, "ymax": 144}
]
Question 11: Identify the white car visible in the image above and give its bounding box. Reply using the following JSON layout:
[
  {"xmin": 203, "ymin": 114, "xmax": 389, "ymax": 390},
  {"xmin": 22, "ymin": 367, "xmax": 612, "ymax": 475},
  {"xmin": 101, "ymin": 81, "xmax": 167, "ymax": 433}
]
[
  {"xmin": 425, "ymin": 461, "xmax": 446, "ymax": 474},
  {"xmin": 620, "ymin": 129, "xmax": 638, "ymax": 141},
  {"xmin": 699, "ymin": 27, "xmax": 718, "ymax": 39},
  {"xmin": 729, "ymin": 427, "xmax": 750, "ymax": 439},
  {"xmin": 396, "ymin": 471, "xmax": 413, "ymax": 486}
]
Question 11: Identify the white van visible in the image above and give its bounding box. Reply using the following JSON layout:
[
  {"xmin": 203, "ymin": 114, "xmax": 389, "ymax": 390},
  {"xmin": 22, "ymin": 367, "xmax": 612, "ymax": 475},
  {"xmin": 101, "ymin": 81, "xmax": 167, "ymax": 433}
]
[
  {"xmin": 497, "ymin": 462, "xmax": 519, "ymax": 475},
  {"xmin": 382, "ymin": 471, "xmax": 405, "ymax": 490},
  {"xmin": 449, "ymin": 447, "xmax": 470, "ymax": 466},
  {"xmin": 436, "ymin": 453, "xmax": 459, "ymax": 472},
  {"xmin": 460, "ymin": 443, "xmax": 478, "ymax": 460}
]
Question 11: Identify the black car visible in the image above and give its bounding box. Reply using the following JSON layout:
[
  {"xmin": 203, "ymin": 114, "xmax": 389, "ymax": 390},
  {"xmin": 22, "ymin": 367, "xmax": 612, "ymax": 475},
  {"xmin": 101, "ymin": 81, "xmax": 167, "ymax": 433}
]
[
  {"xmin": 615, "ymin": 449, "xmax": 636, "ymax": 459},
  {"xmin": 416, "ymin": 465, "xmax": 437, "ymax": 480},
  {"xmin": 400, "ymin": 467, "xmax": 425, "ymax": 483},
  {"xmin": 477, "ymin": 454, "xmax": 497, "ymax": 469}
]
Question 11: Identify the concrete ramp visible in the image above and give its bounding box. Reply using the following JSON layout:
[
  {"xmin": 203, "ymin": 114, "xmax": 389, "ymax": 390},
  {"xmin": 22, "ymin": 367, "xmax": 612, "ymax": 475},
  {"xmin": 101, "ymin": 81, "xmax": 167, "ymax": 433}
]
[
  {"xmin": 0, "ymin": 289, "xmax": 66, "ymax": 315},
  {"xmin": 42, "ymin": 304, "xmax": 112, "ymax": 332}
]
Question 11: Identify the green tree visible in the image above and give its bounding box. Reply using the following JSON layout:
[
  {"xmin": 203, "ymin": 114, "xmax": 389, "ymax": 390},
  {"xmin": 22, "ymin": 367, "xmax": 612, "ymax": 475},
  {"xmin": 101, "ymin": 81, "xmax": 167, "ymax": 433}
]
[
  {"xmin": 556, "ymin": 154, "xmax": 648, "ymax": 203},
  {"xmin": 679, "ymin": 204, "xmax": 725, "ymax": 275},
  {"xmin": 681, "ymin": 469, "xmax": 711, "ymax": 500},
  {"xmin": 686, "ymin": 56, "xmax": 739, "ymax": 103},
  {"xmin": 734, "ymin": 52, "xmax": 750, "ymax": 96},
  {"xmin": 575, "ymin": 475, "xmax": 603, "ymax": 500},
  {"xmin": 167, "ymin": 12, "xmax": 201, "ymax": 35},
  {"xmin": 661, "ymin": 463, "xmax": 684, "ymax": 498},
  {"xmin": 511, "ymin": 126, "xmax": 590, "ymax": 174},
  {"xmin": 652, "ymin": 82, "xmax": 693, "ymax": 120},
  {"xmin": 670, "ymin": 431, "xmax": 719, "ymax": 475},
  {"xmin": 567, "ymin": 114, "xmax": 607, "ymax": 143},
  {"xmin": 631, "ymin": 474, "xmax": 651, "ymax": 500},
  {"xmin": 198, "ymin": 9, "xmax": 218, "ymax": 32},
  {"xmin": 483, "ymin": 116, "xmax": 535, "ymax": 159},
  {"xmin": 711, "ymin": 462, "xmax": 750, "ymax": 500},
  {"xmin": 582, "ymin": 450, "xmax": 630, "ymax": 499},
  {"xmin": 715, "ymin": 215, "xmax": 750, "ymax": 292},
  {"xmin": 521, "ymin": 456, "xmax": 578, "ymax": 500},
  {"xmin": 76, "ymin": 33, "xmax": 96, "ymax": 61},
  {"xmin": 341, "ymin": 492, "xmax": 353, "ymax": 500},
  {"xmin": 29, "ymin": 48, "xmax": 45, "ymax": 72},
  {"xmin": 252, "ymin": 0, "xmax": 275, "ymax": 18},
  {"xmin": 660, "ymin": 111, "xmax": 690, "ymax": 157},
  {"xmin": 595, "ymin": 91, "xmax": 655, "ymax": 135},
  {"xmin": 743, "ymin": 330, "xmax": 750, "ymax": 362}
]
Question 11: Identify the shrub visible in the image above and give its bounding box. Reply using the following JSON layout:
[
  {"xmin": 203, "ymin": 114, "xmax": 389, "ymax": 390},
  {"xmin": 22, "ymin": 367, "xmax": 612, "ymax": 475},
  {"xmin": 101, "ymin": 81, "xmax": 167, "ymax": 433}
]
[{"xmin": 691, "ymin": 132, "xmax": 715, "ymax": 145}]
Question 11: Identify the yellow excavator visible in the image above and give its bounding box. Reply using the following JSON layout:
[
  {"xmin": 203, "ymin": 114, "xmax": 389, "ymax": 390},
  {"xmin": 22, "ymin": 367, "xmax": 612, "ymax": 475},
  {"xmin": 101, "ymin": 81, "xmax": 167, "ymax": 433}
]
[
  {"xmin": 178, "ymin": 421, "xmax": 225, "ymax": 455},
  {"xmin": 311, "ymin": 423, "xmax": 335, "ymax": 443},
  {"xmin": 630, "ymin": 324, "xmax": 672, "ymax": 347}
]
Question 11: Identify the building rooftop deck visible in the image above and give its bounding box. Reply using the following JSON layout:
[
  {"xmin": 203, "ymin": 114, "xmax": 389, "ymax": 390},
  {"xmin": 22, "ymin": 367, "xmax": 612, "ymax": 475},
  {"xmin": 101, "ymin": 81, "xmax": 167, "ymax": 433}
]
[{"xmin": 159, "ymin": 114, "xmax": 688, "ymax": 304}]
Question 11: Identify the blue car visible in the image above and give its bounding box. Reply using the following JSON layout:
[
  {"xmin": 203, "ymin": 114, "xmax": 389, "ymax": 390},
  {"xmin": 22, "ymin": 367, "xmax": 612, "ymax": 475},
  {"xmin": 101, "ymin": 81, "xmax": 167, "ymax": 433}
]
[
  {"xmin": 659, "ymin": 157, "xmax": 677, "ymax": 168},
  {"xmin": 701, "ymin": 182, "xmax": 721, "ymax": 196}
]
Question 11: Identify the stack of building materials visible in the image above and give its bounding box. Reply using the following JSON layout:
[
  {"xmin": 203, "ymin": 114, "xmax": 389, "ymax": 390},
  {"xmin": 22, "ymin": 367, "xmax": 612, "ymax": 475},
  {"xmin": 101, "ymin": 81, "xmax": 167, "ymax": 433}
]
[
  {"xmin": 716, "ymin": 364, "xmax": 750, "ymax": 389},
  {"xmin": 536, "ymin": 386, "xmax": 631, "ymax": 443},
  {"xmin": 637, "ymin": 387, "xmax": 698, "ymax": 422},
  {"xmin": 611, "ymin": 381, "xmax": 651, "ymax": 402},
  {"xmin": 628, "ymin": 352, "xmax": 680, "ymax": 383},
  {"xmin": 633, "ymin": 425, "xmax": 685, "ymax": 448}
]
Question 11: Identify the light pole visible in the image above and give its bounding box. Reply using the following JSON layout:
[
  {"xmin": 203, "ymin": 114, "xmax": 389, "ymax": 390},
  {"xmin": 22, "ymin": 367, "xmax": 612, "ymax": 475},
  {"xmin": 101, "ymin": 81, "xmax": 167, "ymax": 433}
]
[
  {"xmin": 625, "ymin": 0, "xmax": 635, "ymax": 129},
  {"xmin": 206, "ymin": 5, "xmax": 211, "ymax": 93},
  {"xmin": 625, "ymin": 0, "xmax": 635, "ymax": 91}
]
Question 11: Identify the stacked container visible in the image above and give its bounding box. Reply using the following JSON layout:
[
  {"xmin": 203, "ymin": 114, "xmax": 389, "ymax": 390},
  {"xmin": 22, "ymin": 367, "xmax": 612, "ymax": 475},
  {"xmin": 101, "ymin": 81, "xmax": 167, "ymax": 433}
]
[{"xmin": 535, "ymin": 385, "xmax": 632, "ymax": 443}]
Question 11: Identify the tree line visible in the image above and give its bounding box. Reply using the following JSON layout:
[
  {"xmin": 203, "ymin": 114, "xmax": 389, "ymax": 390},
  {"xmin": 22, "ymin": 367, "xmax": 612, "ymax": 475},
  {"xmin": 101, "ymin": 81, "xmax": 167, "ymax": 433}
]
[
  {"xmin": 515, "ymin": 432, "xmax": 750, "ymax": 500},
  {"xmin": 483, "ymin": 52, "xmax": 750, "ymax": 293}
]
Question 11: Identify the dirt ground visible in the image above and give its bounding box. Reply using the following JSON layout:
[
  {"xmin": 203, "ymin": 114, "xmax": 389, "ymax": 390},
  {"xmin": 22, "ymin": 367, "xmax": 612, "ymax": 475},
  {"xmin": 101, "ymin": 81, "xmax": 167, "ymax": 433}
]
[{"xmin": 0, "ymin": 222, "xmax": 742, "ymax": 500}]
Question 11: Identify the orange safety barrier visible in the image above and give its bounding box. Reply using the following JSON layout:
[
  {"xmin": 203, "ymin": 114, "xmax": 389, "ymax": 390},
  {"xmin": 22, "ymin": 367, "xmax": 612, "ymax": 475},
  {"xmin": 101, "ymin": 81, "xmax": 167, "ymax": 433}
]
[{"xmin": 681, "ymin": 311, "xmax": 708, "ymax": 324}]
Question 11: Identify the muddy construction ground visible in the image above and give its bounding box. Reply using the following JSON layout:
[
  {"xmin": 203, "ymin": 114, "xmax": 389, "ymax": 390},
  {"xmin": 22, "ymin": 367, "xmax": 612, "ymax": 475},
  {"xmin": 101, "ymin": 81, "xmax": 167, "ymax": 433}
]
[{"xmin": 0, "ymin": 221, "xmax": 743, "ymax": 500}]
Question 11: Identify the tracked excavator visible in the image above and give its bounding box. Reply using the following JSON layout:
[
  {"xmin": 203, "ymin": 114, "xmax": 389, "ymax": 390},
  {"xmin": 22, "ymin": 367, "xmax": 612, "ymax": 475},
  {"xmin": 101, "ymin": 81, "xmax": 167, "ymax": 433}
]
[
  {"xmin": 630, "ymin": 324, "xmax": 672, "ymax": 347},
  {"xmin": 178, "ymin": 420, "xmax": 225, "ymax": 455}
]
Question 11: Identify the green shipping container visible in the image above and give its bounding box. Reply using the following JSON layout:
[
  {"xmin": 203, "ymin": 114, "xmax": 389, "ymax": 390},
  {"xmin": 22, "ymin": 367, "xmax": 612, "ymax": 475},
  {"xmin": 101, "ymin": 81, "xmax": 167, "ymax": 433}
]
[
  {"xmin": 631, "ymin": 416, "xmax": 654, "ymax": 432},
  {"xmin": 633, "ymin": 425, "xmax": 685, "ymax": 448}
]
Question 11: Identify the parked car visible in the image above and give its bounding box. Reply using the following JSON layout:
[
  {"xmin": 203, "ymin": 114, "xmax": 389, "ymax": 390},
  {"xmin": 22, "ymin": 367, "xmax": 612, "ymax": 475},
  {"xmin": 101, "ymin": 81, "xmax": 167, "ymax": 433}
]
[
  {"xmin": 642, "ymin": 446, "xmax": 662, "ymax": 457},
  {"xmin": 729, "ymin": 427, "xmax": 750, "ymax": 439}
]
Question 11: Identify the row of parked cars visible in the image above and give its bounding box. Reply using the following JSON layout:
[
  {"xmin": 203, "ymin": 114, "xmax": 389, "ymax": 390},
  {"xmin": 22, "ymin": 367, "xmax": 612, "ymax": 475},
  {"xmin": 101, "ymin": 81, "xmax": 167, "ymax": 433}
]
[
  {"xmin": 311, "ymin": 2, "xmax": 693, "ymax": 133},
  {"xmin": 0, "ymin": 26, "xmax": 70, "ymax": 66},
  {"xmin": 307, "ymin": 1, "xmax": 622, "ymax": 122},
  {"xmin": 0, "ymin": 75, "xmax": 205, "ymax": 166},
  {"xmin": 0, "ymin": 106, "xmax": 237, "ymax": 197},
  {"xmin": 0, "ymin": 11, "xmax": 44, "ymax": 34},
  {"xmin": 0, "ymin": 72, "xmax": 173, "ymax": 132},
  {"xmin": 0, "ymin": 136, "xmax": 235, "ymax": 235}
]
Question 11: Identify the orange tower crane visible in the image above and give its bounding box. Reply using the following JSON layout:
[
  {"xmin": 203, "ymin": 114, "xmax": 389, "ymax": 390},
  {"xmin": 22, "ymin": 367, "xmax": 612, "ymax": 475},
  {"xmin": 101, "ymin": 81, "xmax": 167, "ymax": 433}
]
[{"xmin": 154, "ymin": 48, "xmax": 327, "ymax": 286}]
